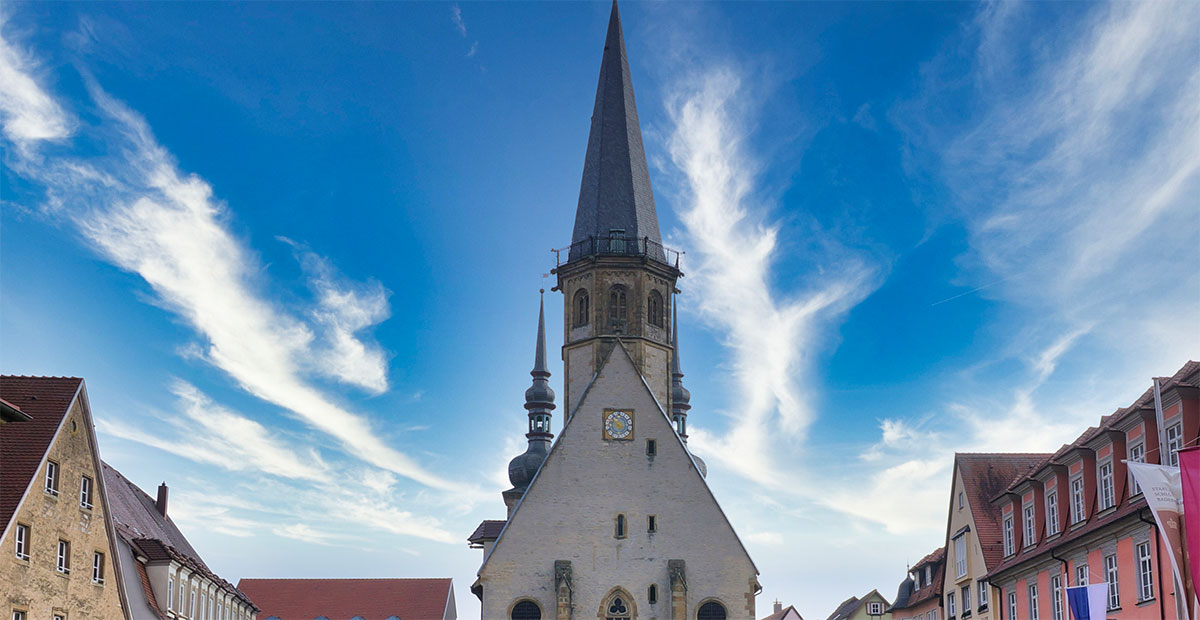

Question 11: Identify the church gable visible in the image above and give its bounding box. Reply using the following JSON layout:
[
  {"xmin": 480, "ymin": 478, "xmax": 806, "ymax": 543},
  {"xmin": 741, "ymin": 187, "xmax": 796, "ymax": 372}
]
[{"xmin": 480, "ymin": 341, "xmax": 757, "ymax": 619}]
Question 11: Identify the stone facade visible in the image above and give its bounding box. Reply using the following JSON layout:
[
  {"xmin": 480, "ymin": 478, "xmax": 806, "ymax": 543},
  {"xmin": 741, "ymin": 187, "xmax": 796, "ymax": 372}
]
[
  {"xmin": 1, "ymin": 383, "xmax": 128, "ymax": 620},
  {"xmin": 476, "ymin": 343, "xmax": 758, "ymax": 620}
]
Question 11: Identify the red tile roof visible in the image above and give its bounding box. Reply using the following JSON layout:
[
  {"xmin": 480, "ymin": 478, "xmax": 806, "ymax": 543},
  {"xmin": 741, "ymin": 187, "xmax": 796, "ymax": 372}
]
[
  {"xmin": 954, "ymin": 453, "xmax": 1051, "ymax": 571},
  {"xmin": 761, "ymin": 604, "xmax": 804, "ymax": 620},
  {"xmin": 0, "ymin": 375, "xmax": 83, "ymax": 532},
  {"xmin": 987, "ymin": 361, "xmax": 1200, "ymax": 579},
  {"xmin": 901, "ymin": 547, "xmax": 945, "ymax": 609},
  {"xmin": 135, "ymin": 559, "xmax": 168, "ymax": 619},
  {"xmin": 236, "ymin": 578, "xmax": 454, "ymax": 620}
]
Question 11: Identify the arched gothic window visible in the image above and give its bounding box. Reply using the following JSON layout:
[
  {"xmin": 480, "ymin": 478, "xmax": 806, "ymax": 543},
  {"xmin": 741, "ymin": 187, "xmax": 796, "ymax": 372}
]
[
  {"xmin": 648, "ymin": 584, "xmax": 658, "ymax": 605},
  {"xmin": 511, "ymin": 600, "xmax": 542, "ymax": 620},
  {"xmin": 697, "ymin": 601, "xmax": 727, "ymax": 620},
  {"xmin": 647, "ymin": 290, "xmax": 664, "ymax": 327},
  {"xmin": 605, "ymin": 596, "xmax": 631, "ymax": 620},
  {"xmin": 574, "ymin": 289, "xmax": 590, "ymax": 327},
  {"xmin": 609, "ymin": 285, "xmax": 628, "ymax": 328}
]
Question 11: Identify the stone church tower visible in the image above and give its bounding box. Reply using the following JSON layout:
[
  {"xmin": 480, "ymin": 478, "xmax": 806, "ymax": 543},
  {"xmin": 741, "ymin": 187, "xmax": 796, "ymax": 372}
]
[{"xmin": 469, "ymin": 3, "xmax": 759, "ymax": 619}]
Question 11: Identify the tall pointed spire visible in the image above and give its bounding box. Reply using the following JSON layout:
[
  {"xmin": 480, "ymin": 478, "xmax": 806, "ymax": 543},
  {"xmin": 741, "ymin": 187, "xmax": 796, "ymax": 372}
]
[
  {"xmin": 568, "ymin": 0, "xmax": 663, "ymax": 261},
  {"xmin": 670, "ymin": 299, "xmax": 691, "ymax": 442},
  {"xmin": 505, "ymin": 292, "xmax": 556, "ymax": 511}
]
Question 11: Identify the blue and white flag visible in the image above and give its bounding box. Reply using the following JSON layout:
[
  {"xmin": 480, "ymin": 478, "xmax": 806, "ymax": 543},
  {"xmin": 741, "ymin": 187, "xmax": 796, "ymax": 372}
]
[{"xmin": 1066, "ymin": 584, "xmax": 1108, "ymax": 620}]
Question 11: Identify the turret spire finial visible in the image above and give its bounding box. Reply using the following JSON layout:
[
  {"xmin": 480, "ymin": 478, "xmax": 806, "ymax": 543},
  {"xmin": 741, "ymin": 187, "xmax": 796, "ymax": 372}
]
[
  {"xmin": 506, "ymin": 294, "xmax": 557, "ymax": 505},
  {"xmin": 670, "ymin": 297, "xmax": 691, "ymax": 441}
]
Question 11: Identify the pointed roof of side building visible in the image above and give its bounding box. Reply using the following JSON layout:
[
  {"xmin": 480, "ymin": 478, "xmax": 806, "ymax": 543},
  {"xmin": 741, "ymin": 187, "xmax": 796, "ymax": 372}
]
[
  {"xmin": 761, "ymin": 604, "xmax": 805, "ymax": 620},
  {"xmin": 569, "ymin": 0, "xmax": 663, "ymax": 260},
  {"xmin": 0, "ymin": 375, "xmax": 84, "ymax": 532},
  {"xmin": 950, "ymin": 453, "xmax": 1051, "ymax": 571},
  {"xmin": 236, "ymin": 578, "xmax": 455, "ymax": 620}
]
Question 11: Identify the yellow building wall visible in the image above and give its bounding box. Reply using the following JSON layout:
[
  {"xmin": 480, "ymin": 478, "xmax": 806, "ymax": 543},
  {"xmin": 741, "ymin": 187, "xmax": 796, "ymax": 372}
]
[{"xmin": 1, "ymin": 396, "xmax": 125, "ymax": 620}]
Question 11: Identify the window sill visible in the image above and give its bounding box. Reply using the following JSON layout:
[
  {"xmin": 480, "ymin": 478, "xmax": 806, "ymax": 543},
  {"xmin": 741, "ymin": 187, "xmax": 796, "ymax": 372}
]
[
  {"xmin": 1137, "ymin": 598, "xmax": 1157, "ymax": 606},
  {"xmin": 1096, "ymin": 505, "xmax": 1118, "ymax": 518}
]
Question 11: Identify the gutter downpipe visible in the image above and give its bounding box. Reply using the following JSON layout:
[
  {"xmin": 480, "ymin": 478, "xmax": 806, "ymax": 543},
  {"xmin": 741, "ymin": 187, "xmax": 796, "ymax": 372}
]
[
  {"xmin": 1051, "ymin": 547, "xmax": 1069, "ymax": 618},
  {"xmin": 1141, "ymin": 508, "xmax": 1168, "ymax": 619}
]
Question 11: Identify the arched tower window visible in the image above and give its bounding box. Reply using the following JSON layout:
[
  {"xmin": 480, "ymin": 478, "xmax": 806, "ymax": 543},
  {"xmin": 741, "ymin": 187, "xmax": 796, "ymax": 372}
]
[
  {"xmin": 574, "ymin": 289, "xmax": 590, "ymax": 327},
  {"xmin": 511, "ymin": 600, "xmax": 542, "ymax": 620},
  {"xmin": 608, "ymin": 285, "xmax": 628, "ymax": 329},
  {"xmin": 648, "ymin": 584, "xmax": 658, "ymax": 604},
  {"xmin": 647, "ymin": 290, "xmax": 664, "ymax": 327},
  {"xmin": 605, "ymin": 595, "xmax": 631, "ymax": 620},
  {"xmin": 697, "ymin": 601, "xmax": 727, "ymax": 620}
]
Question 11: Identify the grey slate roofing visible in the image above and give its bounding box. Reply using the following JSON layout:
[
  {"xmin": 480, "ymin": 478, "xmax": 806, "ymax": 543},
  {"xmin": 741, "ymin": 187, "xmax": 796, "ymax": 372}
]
[
  {"xmin": 569, "ymin": 0, "xmax": 663, "ymax": 260},
  {"xmin": 102, "ymin": 461, "xmax": 206, "ymax": 568}
]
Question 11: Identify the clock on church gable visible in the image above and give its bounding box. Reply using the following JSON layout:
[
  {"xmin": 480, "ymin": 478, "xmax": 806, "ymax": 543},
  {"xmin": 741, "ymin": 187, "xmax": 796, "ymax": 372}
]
[{"xmin": 603, "ymin": 409, "xmax": 634, "ymax": 440}]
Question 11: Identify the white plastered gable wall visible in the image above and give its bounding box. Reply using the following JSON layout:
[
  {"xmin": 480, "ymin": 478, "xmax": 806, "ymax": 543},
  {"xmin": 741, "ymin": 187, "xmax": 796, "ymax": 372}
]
[{"xmin": 479, "ymin": 341, "xmax": 758, "ymax": 620}]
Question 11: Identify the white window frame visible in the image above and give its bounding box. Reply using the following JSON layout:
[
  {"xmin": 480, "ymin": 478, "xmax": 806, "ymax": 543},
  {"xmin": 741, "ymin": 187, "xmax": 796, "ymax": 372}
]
[
  {"xmin": 1098, "ymin": 461, "xmax": 1115, "ymax": 511},
  {"xmin": 56, "ymin": 539, "xmax": 70, "ymax": 574},
  {"xmin": 1051, "ymin": 574, "xmax": 1063, "ymax": 620},
  {"xmin": 13, "ymin": 611, "xmax": 27, "ymax": 620},
  {"xmin": 1008, "ymin": 591, "xmax": 1017, "ymax": 620},
  {"xmin": 45, "ymin": 460, "xmax": 60, "ymax": 496},
  {"xmin": 1046, "ymin": 489, "xmax": 1060, "ymax": 535},
  {"xmin": 954, "ymin": 535, "xmax": 967, "ymax": 577},
  {"xmin": 1105, "ymin": 553, "xmax": 1120, "ymax": 609},
  {"xmin": 80, "ymin": 475, "xmax": 93, "ymax": 510},
  {"xmin": 1076, "ymin": 563, "xmax": 1089, "ymax": 585},
  {"xmin": 168, "ymin": 577, "xmax": 175, "ymax": 611},
  {"xmin": 948, "ymin": 592, "xmax": 956, "ymax": 617},
  {"xmin": 1071, "ymin": 476, "xmax": 1086, "ymax": 523},
  {"xmin": 1028, "ymin": 583, "xmax": 1040, "ymax": 620},
  {"xmin": 1129, "ymin": 442, "xmax": 1145, "ymax": 495},
  {"xmin": 1023, "ymin": 504, "xmax": 1037, "ymax": 547},
  {"xmin": 961, "ymin": 585, "xmax": 970, "ymax": 611},
  {"xmin": 92, "ymin": 551, "xmax": 104, "ymax": 583},
  {"xmin": 1167, "ymin": 423, "xmax": 1183, "ymax": 466},
  {"xmin": 1137, "ymin": 541, "xmax": 1154, "ymax": 602},
  {"xmin": 978, "ymin": 580, "xmax": 988, "ymax": 609},
  {"xmin": 1002, "ymin": 514, "xmax": 1015, "ymax": 556},
  {"xmin": 958, "ymin": 492, "xmax": 964, "ymax": 509},
  {"xmin": 14, "ymin": 523, "xmax": 30, "ymax": 560},
  {"xmin": 867, "ymin": 602, "xmax": 883, "ymax": 615}
]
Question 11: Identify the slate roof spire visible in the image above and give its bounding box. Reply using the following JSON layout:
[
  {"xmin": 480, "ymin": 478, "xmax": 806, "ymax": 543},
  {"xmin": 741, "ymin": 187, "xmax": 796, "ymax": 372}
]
[
  {"xmin": 569, "ymin": 0, "xmax": 663, "ymax": 261},
  {"xmin": 507, "ymin": 292, "xmax": 555, "ymax": 495}
]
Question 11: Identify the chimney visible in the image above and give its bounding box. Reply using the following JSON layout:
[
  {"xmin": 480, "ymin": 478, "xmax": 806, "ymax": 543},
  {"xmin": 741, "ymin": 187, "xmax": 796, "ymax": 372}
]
[
  {"xmin": 156, "ymin": 482, "xmax": 168, "ymax": 516},
  {"xmin": 774, "ymin": 600, "xmax": 782, "ymax": 614}
]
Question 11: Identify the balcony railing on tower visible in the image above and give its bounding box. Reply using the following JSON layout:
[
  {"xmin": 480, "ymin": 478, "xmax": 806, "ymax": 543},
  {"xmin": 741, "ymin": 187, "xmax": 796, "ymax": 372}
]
[{"xmin": 555, "ymin": 235, "xmax": 681, "ymax": 268}]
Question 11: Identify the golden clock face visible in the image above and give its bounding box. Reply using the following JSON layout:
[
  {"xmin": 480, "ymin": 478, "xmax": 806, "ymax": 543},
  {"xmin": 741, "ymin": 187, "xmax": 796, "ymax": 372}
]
[{"xmin": 604, "ymin": 410, "xmax": 633, "ymax": 440}]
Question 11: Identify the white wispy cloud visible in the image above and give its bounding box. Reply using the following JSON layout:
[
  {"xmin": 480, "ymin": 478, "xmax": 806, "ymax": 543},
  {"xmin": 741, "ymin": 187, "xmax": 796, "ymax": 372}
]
[
  {"xmin": 837, "ymin": 0, "xmax": 1200, "ymax": 536},
  {"xmin": 0, "ymin": 14, "xmax": 72, "ymax": 147},
  {"xmin": 450, "ymin": 5, "xmax": 467, "ymax": 37},
  {"xmin": 0, "ymin": 25, "xmax": 474, "ymax": 500},
  {"xmin": 663, "ymin": 65, "xmax": 880, "ymax": 487}
]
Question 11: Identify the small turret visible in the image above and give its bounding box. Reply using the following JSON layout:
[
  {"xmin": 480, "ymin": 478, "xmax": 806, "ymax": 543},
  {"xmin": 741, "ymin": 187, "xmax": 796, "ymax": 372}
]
[
  {"xmin": 505, "ymin": 292, "xmax": 556, "ymax": 513},
  {"xmin": 670, "ymin": 301, "xmax": 690, "ymax": 441}
]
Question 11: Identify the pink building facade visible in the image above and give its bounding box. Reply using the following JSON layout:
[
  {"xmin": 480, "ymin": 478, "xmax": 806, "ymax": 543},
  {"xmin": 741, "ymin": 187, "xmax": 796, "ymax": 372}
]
[{"xmin": 985, "ymin": 361, "xmax": 1199, "ymax": 620}]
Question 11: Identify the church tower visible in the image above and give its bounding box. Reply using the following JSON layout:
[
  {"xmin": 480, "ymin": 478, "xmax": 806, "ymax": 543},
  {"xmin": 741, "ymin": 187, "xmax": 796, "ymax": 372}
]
[{"xmin": 471, "ymin": 4, "xmax": 758, "ymax": 619}]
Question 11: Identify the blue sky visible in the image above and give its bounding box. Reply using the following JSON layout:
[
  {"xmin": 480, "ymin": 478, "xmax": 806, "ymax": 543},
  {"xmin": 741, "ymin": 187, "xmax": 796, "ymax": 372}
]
[{"xmin": 2, "ymin": 2, "xmax": 1197, "ymax": 617}]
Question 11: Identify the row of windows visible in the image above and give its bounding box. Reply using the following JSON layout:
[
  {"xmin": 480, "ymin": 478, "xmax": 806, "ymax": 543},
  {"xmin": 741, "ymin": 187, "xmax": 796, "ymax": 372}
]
[
  {"xmin": 613, "ymin": 513, "xmax": 658, "ymax": 538},
  {"xmin": 944, "ymin": 579, "xmax": 987, "ymax": 618},
  {"xmin": 511, "ymin": 596, "xmax": 726, "ymax": 619},
  {"xmin": 12, "ymin": 612, "xmax": 68, "ymax": 620},
  {"xmin": 43, "ymin": 460, "xmax": 94, "ymax": 510},
  {"xmin": 167, "ymin": 572, "xmax": 252, "ymax": 620},
  {"xmin": 12, "ymin": 525, "xmax": 104, "ymax": 583},
  {"xmin": 1001, "ymin": 421, "xmax": 1185, "ymax": 557},
  {"xmin": 1005, "ymin": 543, "xmax": 1156, "ymax": 620},
  {"xmin": 573, "ymin": 288, "xmax": 666, "ymax": 328}
]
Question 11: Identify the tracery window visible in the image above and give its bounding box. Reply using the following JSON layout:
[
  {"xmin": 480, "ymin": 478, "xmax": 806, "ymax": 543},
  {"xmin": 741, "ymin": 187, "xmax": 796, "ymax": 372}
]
[
  {"xmin": 511, "ymin": 600, "xmax": 541, "ymax": 620},
  {"xmin": 647, "ymin": 290, "xmax": 664, "ymax": 327},
  {"xmin": 609, "ymin": 285, "xmax": 628, "ymax": 327},
  {"xmin": 697, "ymin": 601, "xmax": 727, "ymax": 620},
  {"xmin": 605, "ymin": 596, "xmax": 631, "ymax": 620},
  {"xmin": 574, "ymin": 289, "xmax": 590, "ymax": 327}
]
